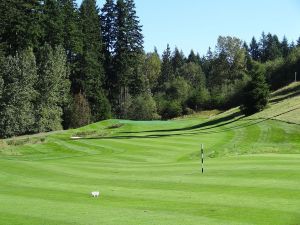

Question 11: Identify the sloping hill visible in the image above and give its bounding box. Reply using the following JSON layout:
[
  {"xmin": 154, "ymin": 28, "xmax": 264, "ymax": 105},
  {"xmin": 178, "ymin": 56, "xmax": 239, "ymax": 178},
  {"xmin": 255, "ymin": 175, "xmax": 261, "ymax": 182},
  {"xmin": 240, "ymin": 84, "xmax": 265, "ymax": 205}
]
[
  {"xmin": 252, "ymin": 81, "xmax": 300, "ymax": 124},
  {"xmin": 0, "ymin": 83, "xmax": 300, "ymax": 225}
]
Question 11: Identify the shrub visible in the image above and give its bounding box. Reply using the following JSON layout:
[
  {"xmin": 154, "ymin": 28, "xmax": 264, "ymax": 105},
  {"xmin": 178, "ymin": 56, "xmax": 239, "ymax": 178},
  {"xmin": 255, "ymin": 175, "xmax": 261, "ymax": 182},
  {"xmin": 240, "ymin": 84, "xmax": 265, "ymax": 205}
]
[
  {"xmin": 187, "ymin": 87, "xmax": 210, "ymax": 111},
  {"xmin": 128, "ymin": 93, "xmax": 160, "ymax": 120},
  {"xmin": 241, "ymin": 63, "xmax": 269, "ymax": 116},
  {"xmin": 160, "ymin": 101, "xmax": 183, "ymax": 119}
]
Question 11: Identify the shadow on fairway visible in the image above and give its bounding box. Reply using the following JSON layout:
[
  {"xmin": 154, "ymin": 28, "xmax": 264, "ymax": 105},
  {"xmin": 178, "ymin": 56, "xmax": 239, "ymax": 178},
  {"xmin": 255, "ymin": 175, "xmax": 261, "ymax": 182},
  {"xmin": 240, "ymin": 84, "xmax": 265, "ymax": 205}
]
[
  {"xmin": 74, "ymin": 107, "xmax": 300, "ymax": 141},
  {"xmin": 121, "ymin": 111, "xmax": 244, "ymax": 134},
  {"xmin": 269, "ymin": 92, "xmax": 300, "ymax": 104}
]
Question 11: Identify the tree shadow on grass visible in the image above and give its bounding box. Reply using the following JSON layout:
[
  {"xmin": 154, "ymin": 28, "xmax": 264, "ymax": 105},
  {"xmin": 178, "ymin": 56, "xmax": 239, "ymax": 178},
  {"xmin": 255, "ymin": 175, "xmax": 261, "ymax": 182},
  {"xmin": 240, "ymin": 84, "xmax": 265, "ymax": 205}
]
[
  {"xmin": 75, "ymin": 107, "xmax": 300, "ymax": 141},
  {"xmin": 121, "ymin": 111, "xmax": 244, "ymax": 134},
  {"xmin": 271, "ymin": 84, "xmax": 300, "ymax": 98},
  {"xmin": 269, "ymin": 92, "xmax": 300, "ymax": 104}
]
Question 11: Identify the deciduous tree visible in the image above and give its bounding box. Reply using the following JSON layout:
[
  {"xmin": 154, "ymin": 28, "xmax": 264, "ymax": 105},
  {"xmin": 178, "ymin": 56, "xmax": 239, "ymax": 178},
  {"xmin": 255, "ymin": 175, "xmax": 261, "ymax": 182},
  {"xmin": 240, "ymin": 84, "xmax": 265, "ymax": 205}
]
[
  {"xmin": 0, "ymin": 48, "xmax": 38, "ymax": 137},
  {"xmin": 35, "ymin": 45, "xmax": 70, "ymax": 132}
]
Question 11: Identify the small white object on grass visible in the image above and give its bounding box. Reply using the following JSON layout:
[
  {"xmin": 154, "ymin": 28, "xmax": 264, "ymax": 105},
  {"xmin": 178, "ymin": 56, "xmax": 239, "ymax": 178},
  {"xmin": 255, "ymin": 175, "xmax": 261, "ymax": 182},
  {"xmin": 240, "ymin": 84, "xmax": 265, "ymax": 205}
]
[
  {"xmin": 70, "ymin": 136, "xmax": 82, "ymax": 140},
  {"xmin": 91, "ymin": 191, "xmax": 100, "ymax": 198}
]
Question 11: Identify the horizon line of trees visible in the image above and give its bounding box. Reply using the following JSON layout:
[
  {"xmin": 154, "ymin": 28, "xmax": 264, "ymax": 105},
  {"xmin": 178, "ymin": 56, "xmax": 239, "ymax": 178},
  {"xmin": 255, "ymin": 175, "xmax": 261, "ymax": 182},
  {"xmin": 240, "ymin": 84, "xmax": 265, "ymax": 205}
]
[{"xmin": 0, "ymin": 0, "xmax": 299, "ymax": 138}]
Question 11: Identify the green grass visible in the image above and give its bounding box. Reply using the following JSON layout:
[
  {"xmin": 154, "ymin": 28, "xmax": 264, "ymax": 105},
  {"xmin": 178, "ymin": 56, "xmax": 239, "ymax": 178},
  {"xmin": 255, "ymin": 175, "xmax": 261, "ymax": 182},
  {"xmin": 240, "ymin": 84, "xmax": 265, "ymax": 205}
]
[{"xmin": 1, "ymin": 83, "xmax": 300, "ymax": 225}]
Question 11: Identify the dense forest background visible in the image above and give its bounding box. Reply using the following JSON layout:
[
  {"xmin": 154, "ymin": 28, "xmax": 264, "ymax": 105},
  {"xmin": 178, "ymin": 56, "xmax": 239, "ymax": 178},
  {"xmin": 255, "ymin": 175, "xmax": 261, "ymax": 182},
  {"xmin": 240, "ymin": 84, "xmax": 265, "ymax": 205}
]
[{"xmin": 0, "ymin": 0, "xmax": 300, "ymax": 138}]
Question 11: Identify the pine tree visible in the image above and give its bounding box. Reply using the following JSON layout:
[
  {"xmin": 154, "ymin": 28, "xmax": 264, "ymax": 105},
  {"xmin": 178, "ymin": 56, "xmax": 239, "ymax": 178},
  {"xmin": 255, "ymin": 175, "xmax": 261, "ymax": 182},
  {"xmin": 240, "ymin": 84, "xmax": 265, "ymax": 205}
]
[
  {"xmin": 35, "ymin": 45, "xmax": 70, "ymax": 132},
  {"xmin": 243, "ymin": 41, "xmax": 249, "ymax": 53},
  {"xmin": 281, "ymin": 36, "xmax": 290, "ymax": 57},
  {"xmin": 101, "ymin": 0, "xmax": 117, "ymax": 100},
  {"xmin": 60, "ymin": 0, "xmax": 83, "ymax": 61},
  {"xmin": 0, "ymin": 48, "xmax": 38, "ymax": 138},
  {"xmin": 259, "ymin": 32, "xmax": 267, "ymax": 62},
  {"xmin": 59, "ymin": 0, "xmax": 83, "ymax": 94},
  {"xmin": 171, "ymin": 47, "xmax": 185, "ymax": 74},
  {"xmin": 297, "ymin": 37, "xmax": 300, "ymax": 47},
  {"xmin": 113, "ymin": 0, "xmax": 144, "ymax": 115},
  {"xmin": 42, "ymin": 0, "xmax": 64, "ymax": 47},
  {"xmin": 249, "ymin": 37, "xmax": 260, "ymax": 61},
  {"xmin": 269, "ymin": 34, "xmax": 282, "ymax": 59},
  {"xmin": 160, "ymin": 44, "xmax": 173, "ymax": 84},
  {"xmin": 290, "ymin": 41, "xmax": 295, "ymax": 50},
  {"xmin": 125, "ymin": 0, "xmax": 144, "ymax": 53},
  {"xmin": 241, "ymin": 63, "xmax": 269, "ymax": 116},
  {"xmin": 101, "ymin": 0, "xmax": 117, "ymax": 55},
  {"xmin": 79, "ymin": 0, "xmax": 111, "ymax": 121},
  {"xmin": 261, "ymin": 33, "xmax": 282, "ymax": 61},
  {"xmin": 0, "ymin": 0, "xmax": 43, "ymax": 55},
  {"xmin": 187, "ymin": 50, "xmax": 200, "ymax": 64}
]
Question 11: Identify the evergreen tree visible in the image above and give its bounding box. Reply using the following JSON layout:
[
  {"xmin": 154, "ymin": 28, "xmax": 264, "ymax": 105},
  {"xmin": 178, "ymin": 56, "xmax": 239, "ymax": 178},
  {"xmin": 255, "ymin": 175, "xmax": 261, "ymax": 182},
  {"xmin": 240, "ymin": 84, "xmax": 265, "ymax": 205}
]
[
  {"xmin": 187, "ymin": 50, "xmax": 201, "ymax": 64},
  {"xmin": 101, "ymin": 0, "xmax": 117, "ymax": 55},
  {"xmin": 243, "ymin": 41, "xmax": 249, "ymax": 53},
  {"xmin": 290, "ymin": 41, "xmax": 295, "ymax": 50},
  {"xmin": 113, "ymin": 0, "xmax": 144, "ymax": 115},
  {"xmin": 160, "ymin": 44, "xmax": 173, "ymax": 84},
  {"xmin": 241, "ymin": 63, "xmax": 269, "ymax": 115},
  {"xmin": 60, "ymin": 0, "xmax": 83, "ymax": 94},
  {"xmin": 101, "ymin": 0, "xmax": 117, "ymax": 98},
  {"xmin": 42, "ymin": 0, "xmax": 64, "ymax": 47},
  {"xmin": 261, "ymin": 33, "xmax": 282, "ymax": 61},
  {"xmin": 80, "ymin": 0, "xmax": 111, "ymax": 121},
  {"xmin": 297, "ymin": 37, "xmax": 300, "ymax": 47},
  {"xmin": 0, "ymin": 0, "xmax": 43, "ymax": 55},
  {"xmin": 171, "ymin": 47, "xmax": 185, "ymax": 74},
  {"xmin": 60, "ymin": 0, "xmax": 83, "ymax": 61},
  {"xmin": 125, "ymin": 0, "xmax": 144, "ymax": 53},
  {"xmin": 281, "ymin": 36, "xmax": 290, "ymax": 57},
  {"xmin": 0, "ymin": 48, "xmax": 38, "ymax": 138},
  {"xmin": 35, "ymin": 45, "xmax": 70, "ymax": 132},
  {"xmin": 202, "ymin": 47, "xmax": 213, "ymax": 82},
  {"xmin": 259, "ymin": 32, "xmax": 268, "ymax": 62},
  {"xmin": 249, "ymin": 37, "xmax": 260, "ymax": 61}
]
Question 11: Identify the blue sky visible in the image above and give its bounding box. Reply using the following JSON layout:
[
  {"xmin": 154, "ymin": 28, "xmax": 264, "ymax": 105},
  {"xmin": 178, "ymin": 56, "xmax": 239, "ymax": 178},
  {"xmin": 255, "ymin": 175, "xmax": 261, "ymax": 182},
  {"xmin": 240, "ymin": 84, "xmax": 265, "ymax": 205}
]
[{"xmin": 76, "ymin": 0, "xmax": 300, "ymax": 56}]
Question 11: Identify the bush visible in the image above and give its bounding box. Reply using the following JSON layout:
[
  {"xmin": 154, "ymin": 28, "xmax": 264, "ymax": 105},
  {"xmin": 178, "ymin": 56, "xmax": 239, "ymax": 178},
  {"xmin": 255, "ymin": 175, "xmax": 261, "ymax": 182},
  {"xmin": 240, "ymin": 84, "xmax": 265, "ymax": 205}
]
[
  {"xmin": 183, "ymin": 107, "xmax": 195, "ymax": 115},
  {"xmin": 165, "ymin": 77, "xmax": 189, "ymax": 102},
  {"xmin": 241, "ymin": 63, "xmax": 269, "ymax": 116},
  {"xmin": 128, "ymin": 93, "xmax": 160, "ymax": 120},
  {"xmin": 69, "ymin": 93, "xmax": 91, "ymax": 128},
  {"xmin": 187, "ymin": 86, "xmax": 210, "ymax": 111},
  {"xmin": 160, "ymin": 101, "xmax": 183, "ymax": 119}
]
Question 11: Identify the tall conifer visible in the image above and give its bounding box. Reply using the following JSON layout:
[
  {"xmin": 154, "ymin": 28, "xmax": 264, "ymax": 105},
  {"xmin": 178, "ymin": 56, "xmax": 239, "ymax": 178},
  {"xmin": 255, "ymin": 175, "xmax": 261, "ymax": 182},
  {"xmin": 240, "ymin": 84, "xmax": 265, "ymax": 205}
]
[
  {"xmin": 113, "ymin": 0, "xmax": 144, "ymax": 114},
  {"xmin": 42, "ymin": 0, "xmax": 64, "ymax": 47},
  {"xmin": 79, "ymin": 0, "xmax": 111, "ymax": 121}
]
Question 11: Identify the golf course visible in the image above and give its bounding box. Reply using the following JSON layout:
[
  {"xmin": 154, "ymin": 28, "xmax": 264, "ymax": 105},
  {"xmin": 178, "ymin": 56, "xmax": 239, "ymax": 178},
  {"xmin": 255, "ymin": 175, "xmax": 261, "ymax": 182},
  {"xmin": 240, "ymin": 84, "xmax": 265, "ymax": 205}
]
[{"xmin": 0, "ymin": 83, "xmax": 299, "ymax": 225}]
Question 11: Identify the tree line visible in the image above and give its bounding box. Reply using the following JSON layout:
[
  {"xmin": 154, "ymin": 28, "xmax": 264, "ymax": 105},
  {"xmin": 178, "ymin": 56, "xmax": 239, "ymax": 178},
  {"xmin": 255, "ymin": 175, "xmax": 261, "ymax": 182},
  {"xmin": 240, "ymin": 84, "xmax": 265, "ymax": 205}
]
[{"xmin": 0, "ymin": 0, "xmax": 299, "ymax": 138}]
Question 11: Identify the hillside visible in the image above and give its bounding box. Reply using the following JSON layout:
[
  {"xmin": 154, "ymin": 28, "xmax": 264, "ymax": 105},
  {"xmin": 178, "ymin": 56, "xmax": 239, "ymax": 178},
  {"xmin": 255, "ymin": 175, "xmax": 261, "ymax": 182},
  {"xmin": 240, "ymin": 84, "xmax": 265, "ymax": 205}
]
[{"xmin": 0, "ymin": 83, "xmax": 300, "ymax": 225}]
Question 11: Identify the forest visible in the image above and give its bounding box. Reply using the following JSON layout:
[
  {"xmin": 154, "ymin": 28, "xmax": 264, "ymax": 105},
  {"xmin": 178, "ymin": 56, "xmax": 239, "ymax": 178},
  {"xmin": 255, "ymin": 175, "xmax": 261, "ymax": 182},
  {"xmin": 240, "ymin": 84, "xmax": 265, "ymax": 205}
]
[{"xmin": 0, "ymin": 0, "xmax": 300, "ymax": 138}]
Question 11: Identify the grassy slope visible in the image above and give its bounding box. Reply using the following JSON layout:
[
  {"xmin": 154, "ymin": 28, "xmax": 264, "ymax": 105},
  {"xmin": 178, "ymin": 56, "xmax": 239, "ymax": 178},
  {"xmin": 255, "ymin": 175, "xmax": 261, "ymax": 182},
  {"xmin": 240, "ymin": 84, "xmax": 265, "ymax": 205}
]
[{"xmin": 0, "ymin": 83, "xmax": 300, "ymax": 225}]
